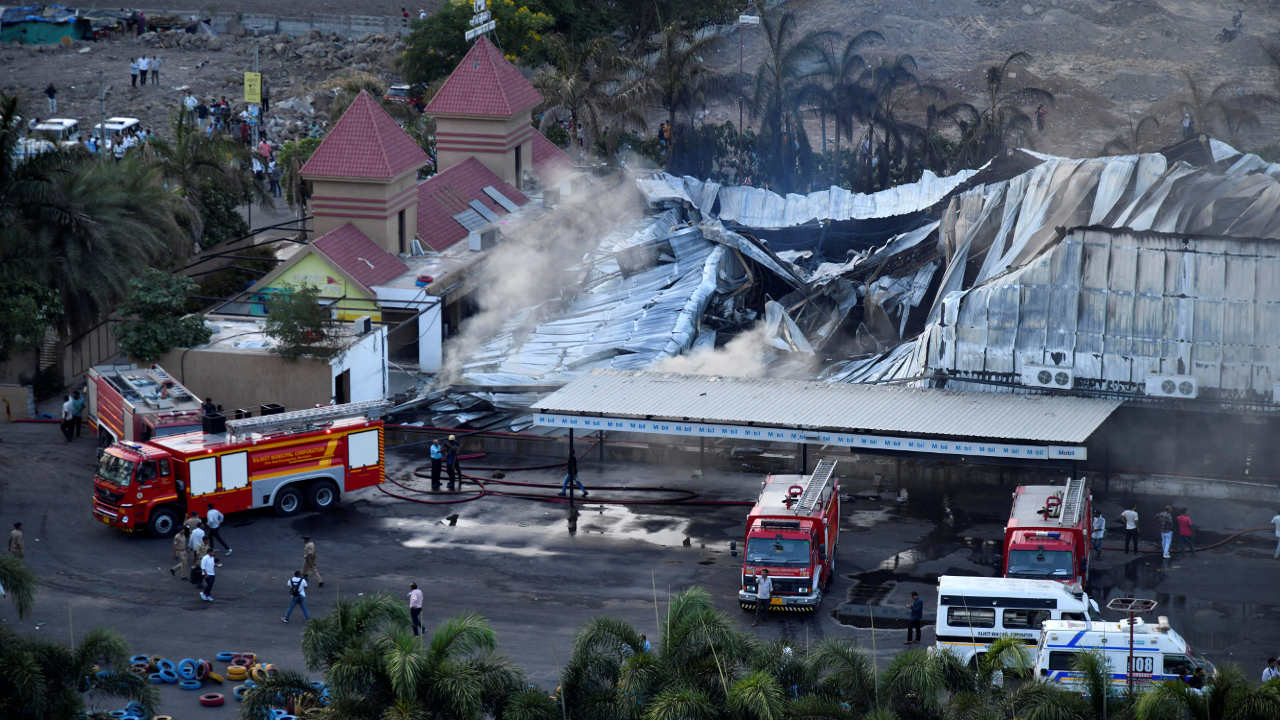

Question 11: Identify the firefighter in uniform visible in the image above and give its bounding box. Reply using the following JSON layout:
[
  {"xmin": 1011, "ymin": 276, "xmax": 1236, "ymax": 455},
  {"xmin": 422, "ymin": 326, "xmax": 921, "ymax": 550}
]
[
  {"xmin": 302, "ymin": 536, "xmax": 323, "ymax": 587},
  {"xmin": 170, "ymin": 526, "xmax": 191, "ymax": 578}
]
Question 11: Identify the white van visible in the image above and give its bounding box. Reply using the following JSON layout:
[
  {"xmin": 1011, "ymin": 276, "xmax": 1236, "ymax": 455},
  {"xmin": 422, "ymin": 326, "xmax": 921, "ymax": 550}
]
[
  {"xmin": 1035, "ymin": 616, "xmax": 1213, "ymax": 691},
  {"xmin": 33, "ymin": 118, "xmax": 80, "ymax": 147},
  {"xmin": 935, "ymin": 575, "xmax": 1099, "ymax": 665}
]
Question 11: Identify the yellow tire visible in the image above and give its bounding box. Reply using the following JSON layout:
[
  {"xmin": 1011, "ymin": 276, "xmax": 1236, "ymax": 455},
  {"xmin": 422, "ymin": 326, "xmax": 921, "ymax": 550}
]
[
  {"xmin": 226, "ymin": 666, "xmax": 248, "ymax": 681},
  {"xmin": 207, "ymin": 671, "xmax": 224, "ymax": 683},
  {"xmin": 250, "ymin": 664, "xmax": 267, "ymax": 683}
]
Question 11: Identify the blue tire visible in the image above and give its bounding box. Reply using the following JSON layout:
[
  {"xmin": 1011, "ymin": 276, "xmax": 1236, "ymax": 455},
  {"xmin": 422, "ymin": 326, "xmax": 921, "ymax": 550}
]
[
  {"xmin": 180, "ymin": 678, "xmax": 202, "ymax": 690},
  {"xmin": 157, "ymin": 658, "xmax": 176, "ymax": 672},
  {"xmin": 177, "ymin": 658, "xmax": 198, "ymax": 679},
  {"xmin": 216, "ymin": 651, "xmax": 235, "ymax": 661},
  {"xmin": 148, "ymin": 673, "xmax": 166, "ymax": 684},
  {"xmin": 159, "ymin": 669, "xmax": 179, "ymax": 684},
  {"xmin": 129, "ymin": 654, "xmax": 150, "ymax": 665},
  {"xmin": 233, "ymin": 684, "xmax": 248, "ymax": 701}
]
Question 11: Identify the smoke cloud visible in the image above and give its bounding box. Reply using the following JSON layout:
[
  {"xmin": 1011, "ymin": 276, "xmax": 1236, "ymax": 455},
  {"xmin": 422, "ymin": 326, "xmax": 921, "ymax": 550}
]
[
  {"xmin": 435, "ymin": 173, "xmax": 648, "ymax": 387},
  {"xmin": 653, "ymin": 319, "xmax": 820, "ymax": 380}
]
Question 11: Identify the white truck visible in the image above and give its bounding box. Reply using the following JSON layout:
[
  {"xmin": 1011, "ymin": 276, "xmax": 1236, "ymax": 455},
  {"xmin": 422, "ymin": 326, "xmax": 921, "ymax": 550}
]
[
  {"xmin": 1035, "ymin": 616, "xmax": 1213, "ymax": 691},
  {"xmin": 935, "ymin": 575, "xmax": 1099, "ymax": 665}
]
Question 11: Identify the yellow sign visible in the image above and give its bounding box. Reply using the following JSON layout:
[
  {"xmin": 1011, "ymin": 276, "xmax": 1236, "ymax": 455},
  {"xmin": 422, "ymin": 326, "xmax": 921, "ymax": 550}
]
[{"xmin": 243, "ymin": 72, "xmax": 262, "ymax": 104}]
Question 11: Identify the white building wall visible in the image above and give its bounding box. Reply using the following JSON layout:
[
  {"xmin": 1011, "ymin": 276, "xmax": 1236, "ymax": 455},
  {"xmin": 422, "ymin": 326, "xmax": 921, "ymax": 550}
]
[
  {"xmin": 373, "ymin": 286, "xmax": 443, "ymax": 373},
  {"xmin": 330, "ymin": 326, "xmax": 389, "ymax": 402}
]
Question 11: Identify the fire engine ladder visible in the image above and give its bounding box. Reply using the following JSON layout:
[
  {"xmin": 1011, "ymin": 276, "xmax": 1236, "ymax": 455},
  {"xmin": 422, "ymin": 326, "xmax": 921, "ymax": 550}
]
[
  {"xmin": 225, "ymin": 399, "xmax": 389, "ymax": 440},
  {"xmin": 1057, "ymin": 476, "xmax": 1087, "ymax": 527},
  {"xmin": 794, "ymin": 457, "xmax": 838, "ymax": 515}
]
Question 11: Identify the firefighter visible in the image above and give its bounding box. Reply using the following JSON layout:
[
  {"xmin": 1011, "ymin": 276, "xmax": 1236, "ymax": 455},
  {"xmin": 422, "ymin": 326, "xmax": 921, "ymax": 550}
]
[
  {"xmin": 429, "ymin": 439, "xmax": 443, "ymax": 491},
  {"xmin": 301, "ymin": 536, "xmax": 323, "ymax": 587},
  {"xmin": 445, "ymin": 435, "xmax": 460, "ymax": 491},
  {"xmin": 8, "ymin": 522, "xmax": 23, "ymax": 559},
  {"xmin": 170, "ymin": 526, "xmax": 191, "ymax": 578}
]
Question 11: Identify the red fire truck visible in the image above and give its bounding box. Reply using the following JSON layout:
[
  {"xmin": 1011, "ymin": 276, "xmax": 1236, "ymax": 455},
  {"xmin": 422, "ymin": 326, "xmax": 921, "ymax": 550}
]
[
  {"xmin": 1002, "ymin": 477, "xmax": 1092, "ymax": 587},
  {"xmin": 92, "ymin": 400, "xmax": 388, "ymax": 536},
  {"xmin": 739, "ymin": 458, "xmax": 840, "ymax": 613},
  {"xmin": 87, "ymin": 365, "xmax": 204, "ymax": 446}
]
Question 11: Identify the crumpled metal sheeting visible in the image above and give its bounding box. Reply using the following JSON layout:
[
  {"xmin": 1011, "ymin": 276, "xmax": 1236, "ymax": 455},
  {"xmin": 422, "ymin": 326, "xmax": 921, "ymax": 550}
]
[
  {"xmin": 636, "ymin": 169, "xmax": 976, "ymax": 227},
  {"xmin": 699, "ymin": 219, "xmax": 807, "ymax": 288},
  {"xmin": 820, "ymin": 342, "xmax": 926, "ymax": 385},
  {"xmin": 808, "ymin": 221, "xmax": 939, "ymax": 287},
  {"xmin": 864, "ymin": 261, "xmax": 940, "ymax": 338}
]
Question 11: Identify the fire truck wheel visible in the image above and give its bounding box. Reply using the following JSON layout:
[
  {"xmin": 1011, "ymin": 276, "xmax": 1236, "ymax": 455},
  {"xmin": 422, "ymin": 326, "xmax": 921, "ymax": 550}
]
[
  {"xmin": 147, "ymin": 507, "xmax": 179, "ymax": 537},
  {"xmin": 273, "ymin": 486, "xmax": 304, "ymax": 517},
  {"xmin": 307, "ymin": 480, "xmax": 339, "ymax": 510}
]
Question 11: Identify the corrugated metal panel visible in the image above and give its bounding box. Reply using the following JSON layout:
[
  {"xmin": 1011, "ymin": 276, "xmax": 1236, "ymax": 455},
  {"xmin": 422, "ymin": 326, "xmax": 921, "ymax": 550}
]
[{"xmin": 533, "ymin": 370, "xmax": 1121, "ymax": 444}]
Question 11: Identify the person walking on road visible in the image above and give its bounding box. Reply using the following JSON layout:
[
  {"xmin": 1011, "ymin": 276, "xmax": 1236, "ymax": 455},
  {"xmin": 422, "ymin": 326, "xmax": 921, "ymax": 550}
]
[
  {"xmin": 282, "ymin": 571, "xmax": 309, "ymax": 623},
  {"xmin": 1156, "ymin": 505, "xmax": 1174, "ymax": 559},
  {"xmin": 188, "ymin": 522, "xmax": 206, "ymax": 558},
  {"xmin": 301, "ymin": 536, "xmax": 323, "ymax": 586},
  {"xmin": 170, "ymin": 526, "xmax": 191, "ymax": 578},
  {"xmin": 60, "ymin": 394, "xmax": 75, "ymax": 442},
  {"xmin": 1175, "ymin": 508, "xmax": 1194, "ymax": 554},
  {"xmin": 8, "ymin": 522, "xmax": 23, "ymax": 559},
  {"xmin": 906, "ymin": 591, "xmax": 924, "ymax": 644},
  {"xmin": 1120, "ymin": 504, "xmax": 1140, "ymax": 554},
  {"xmin": 1271, "ymin": 510, "xmax": 1280, "ymax": 559},
  {"xmin": 408, "ymin": 582, "xmax": 423, "ymax": 636},
  {"xmin": 1091, "ymin": 509, "xmax": 1106, "ymax": 558},
  {"xmin": 44, "ymin": 83, "xmax": 56, "ymax": 114},
  {"xmin": 129, "ymin": 58, "xmax": 138, "ymax": 87},
  {"xmin": 199, "ymin": 549, "xmax": 217, "ymax": 601},
  {"xmin": 752, "ymin": 568, "xmax": 772, "ymax": 627},
  {"xmin": 205, "ymin": 503, "xmax": 231, "ymax": 554},
  {"xmin": 559, "ymin": 448, "xmax": 587, "ymax": 497},
  {"xmin": 184, "ymin": 511, "xmax": 202, "ymax": 532},
  {"xmin": 429, "ymin": 439, "xmax": 443, "ymax": 491},
  {"xmin": 71, "ymin": 390, "xmax": 85, "ymax": 438}
]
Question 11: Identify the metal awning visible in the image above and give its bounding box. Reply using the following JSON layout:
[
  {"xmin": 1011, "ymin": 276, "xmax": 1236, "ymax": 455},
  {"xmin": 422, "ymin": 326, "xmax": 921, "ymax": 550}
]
[{"xmin": 533, "ymin": 371, "xmax": 1122, "ymax": 461}]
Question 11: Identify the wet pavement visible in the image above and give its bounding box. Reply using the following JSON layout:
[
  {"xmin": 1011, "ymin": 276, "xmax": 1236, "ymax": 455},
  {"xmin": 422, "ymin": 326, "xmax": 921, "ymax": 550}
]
[{"xmin": 2, "ymin": 422, "xmax": 1278, "ymax": 716}]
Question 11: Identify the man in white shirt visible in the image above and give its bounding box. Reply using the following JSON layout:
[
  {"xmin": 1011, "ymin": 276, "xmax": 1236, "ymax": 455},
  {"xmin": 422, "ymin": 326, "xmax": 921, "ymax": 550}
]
[
  {"xmin": 188, "ymin": 523, "xmax": 206, "ymax": 558},
  {"xmin": 408, "ymin": 582, "xmax": 424, "ymax": 636},
  {"xmin": 1091, "ymin": 509, "xmax": 1106, "ymax": 558},
  {"xmin": 1263, "ymin": 657, "xmax": 1278, "ymax": 683},
  {"xmin": 138, "ymin": 55, "xmax": 149, "ymax": 85},
  {"xmin": 752, "ymin": 569, "xmax": 772, "ymax": 627},
  {"xmin": 199, "ymin": 549, "xmax": 216, "ymax": 601},
  {"xmin": 1120, "ymin": 505, "xmax": 1139, "ymax": 554},
  {"xmin": 205, "ymin": 503, "xmax": 231, "ymax": 554},
  {"xmin": 282, "ymin": 571, "xmax": 309, "ymax": 622},
  {"xmin": 1271, "ymin": 511, "xmax": 1280, "ymax": 560},
  {"xmin": 60, "ymin": 394, "xmax": 75, "ymax": 442}
]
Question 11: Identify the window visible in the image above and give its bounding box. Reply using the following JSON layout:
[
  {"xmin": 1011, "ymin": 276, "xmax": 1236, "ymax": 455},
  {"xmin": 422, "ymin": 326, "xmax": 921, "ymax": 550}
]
[
  {"xmin": 1006, "ymin": 549, "xmax": 1074, "ymax": 578},
  {"xmin": 348, "ymin": 429, "xmax": 380, "ymax": 469},
  {"xmin": 96, "ymin": 454, "xmax": 136, "ymax": 487},
  {"xmin": 397, "ymin": 209, "xmax": 406, "ymax": 254},
  {"xmin": 947, "ymin": 607, "xmax": 995, "ymax": 628},
  {"xmin": 138, "ymin": 461, "xmax": 158, "ymax": 483},
  {"xmin": 158, "ymin": 459, "xmax": 171, "ymax": 476},
  {"xmin": 744, "ymin": 537, "xmax": 811, "ymax": 567},
  {"xmin": 1061, "ymin": 612, "xmax": 1086, "ymax": 621},
  {"xmin": 189, "ymin": 457, "xmax": 217, "ymax": 496},
  {"xmin": 1003, "ymin": 609, "xmax": 1052, "ymax": 629},
  {"xmin": 1163, "ymin": 655, "xmax": 1193, "ymax": 677},
  {"xmin": 514, "ymin": 145, "xmax": 522, "ymax": 189},
  {"xmin": 1048, "ymin": 651, "xmax": 1077, "ymax": 671},
  {"xmin": 220, "ymin": 452, "xmax": 248, "ymax": 491}
]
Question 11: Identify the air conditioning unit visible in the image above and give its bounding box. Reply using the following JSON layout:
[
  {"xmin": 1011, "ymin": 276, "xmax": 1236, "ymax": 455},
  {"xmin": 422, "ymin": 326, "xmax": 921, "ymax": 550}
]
[
  {"xmin": 469, "ymin": 227, "xmax": 499, "ymax": 252},
  {"xmin": 352, "ymin": 315, "xmax": 372, "ymax": 335},
  {"xmin": 1021, "ymin": 364, "xmax": 1074, "ymax": 390},
  {"xmin": 1144, "ymin": 374, "xmax": 1198, "ymax": 399}
]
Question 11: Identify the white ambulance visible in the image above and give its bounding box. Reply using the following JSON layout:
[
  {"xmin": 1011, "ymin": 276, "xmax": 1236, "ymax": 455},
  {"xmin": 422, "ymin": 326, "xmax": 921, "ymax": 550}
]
[
  {"xmin": 935, "ymin": 575, "xmax": 1098, "ymax": 665},
  {"xmin": 1034, "ymin": 616, "xmax": 1213, "ymax": 691}
]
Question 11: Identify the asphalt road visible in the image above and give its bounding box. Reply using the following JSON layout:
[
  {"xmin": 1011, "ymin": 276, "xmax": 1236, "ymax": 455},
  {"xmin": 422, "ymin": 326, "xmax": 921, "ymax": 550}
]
[{"xmin": 2, "ymin": 421, "xmax": 1278, "ymax": 716}]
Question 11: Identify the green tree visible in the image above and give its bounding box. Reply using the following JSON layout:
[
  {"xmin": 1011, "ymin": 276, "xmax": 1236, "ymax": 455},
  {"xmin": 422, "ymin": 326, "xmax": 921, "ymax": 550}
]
[
  {"xmin": 401, "ymin": 1, "xmax": 554, "ymax": 85},
  {"xmin": 0, "ymin": 625, "xmax": 156, "ymax": 719},
  {"xmin": 264, "ymin": 283, "xmax": 337, "ymax": 360},
  {"xmin": 114, "ymin": 269, "xmax": 213, "ymax": 362},
  {"xmin": 145, "ymin": 108, "xmax": 260, "ymax": 249},
  {"xmin": 533, "ymin": 34, "xmax": 638, "ymax": 162},
  {"xmin": 0, "ymin": 554, "xmax": 36, "ymax": 619},
  {"xmin": 645, "ymin": 21, "xmax": 728, "ymax": 168},
  {"xmin": 748, "ymin": 2, "xmax": 824, "ymax": 191},
  {"xmin": 1135, "ymin": 665, "xmax": 1280, "ymax": 720},
  {"xmin": 277, "ymin": 137, "xmax": 321, "ymax": 213},
  {"xmin": 0, "ymin": 277, "xmax": 60, "ymax": 361}
]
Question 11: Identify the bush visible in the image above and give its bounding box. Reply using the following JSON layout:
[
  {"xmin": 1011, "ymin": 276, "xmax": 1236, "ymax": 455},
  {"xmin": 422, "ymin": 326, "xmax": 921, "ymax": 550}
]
[{"xmin": 115, "ymin": 269, "xmax": 213, "ymax": 362}]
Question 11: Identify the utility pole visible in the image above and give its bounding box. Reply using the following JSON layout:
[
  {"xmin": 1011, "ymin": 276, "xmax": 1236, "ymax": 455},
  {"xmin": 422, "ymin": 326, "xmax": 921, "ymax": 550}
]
[
  {"xmin": 97, "ymin": 70, "xmax": 107, "ymax": 152},
  {"xmin": 737, "ymin": 13, "xmax": 759, "ymax": 183},
  {"xmin": 1106, "ymin": 597, "xmax": 1157, "ymax": 696},
  {"xmin": 252, "ymin": 40, "xmax": 260, "ymax": 147}
]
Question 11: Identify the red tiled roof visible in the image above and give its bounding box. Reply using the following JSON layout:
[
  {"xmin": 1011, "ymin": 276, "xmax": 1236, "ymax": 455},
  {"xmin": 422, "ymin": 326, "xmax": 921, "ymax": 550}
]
[
  {"xmin": 531, "ymin": 131, "xmax": 573, "ymax": 178},
  {"xmin": 424, "ymin": 36, "xmax": 543, "ymax": 118},
  {"xmin": 312, "ymin": 223, "xmax": 409, "ymax": 292},
  {"xmin": 416, "ymin": 157, "xmax": 528, "ymax": 251},
  {"xmin": 300, "ymin": 91, "xmax": 429, "ymax": 180}
]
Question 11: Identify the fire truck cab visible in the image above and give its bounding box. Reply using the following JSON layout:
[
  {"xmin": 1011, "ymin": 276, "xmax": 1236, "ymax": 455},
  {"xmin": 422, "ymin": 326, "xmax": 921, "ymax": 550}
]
[
  {"xmin": 1003, "ymin": 478, "xmax": 1092, "ymax": 587},
  {"xmin": 93, "ymin": 400, "xmax": 388, "ymax": 536},
  {"xmin": 739, "ymin": 458, "xmax": 840, "ymax": 613}
]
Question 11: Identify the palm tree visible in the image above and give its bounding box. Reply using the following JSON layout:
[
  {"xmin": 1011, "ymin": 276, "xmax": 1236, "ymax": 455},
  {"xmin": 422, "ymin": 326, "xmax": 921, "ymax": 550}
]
[
  {"xmin": 561, "ymin": 587, "xmax": 753, "ymax": 720},
  {"xmin": 301, "ymin": 592, "xmax": 407, "ymax": 672},
  {"xmin": 534, "ymin": 34, "xmax": 639, "ymax": 163},
  {"xmin": 1134, "ymin": 665, "xmax": 1280, "ymax": 720},
  {"xmin": 806, "ymin": 638, "xmax": 877, "ymax": 713},
  {"xmin": 646, "ymin": 22, "xmax": 730, "ymax": 168},
  {"xmin": 858, "ymin": 54, "xmax": 930, "ymax": 190},
  {"xmin": 797, "ymin": 30, "xmax": 884, "ymax": 185},
  {"xmin": 1102, "ymin": 114, "xmax": 1161, "ymax": 155},
  {"xmin": 0, "ymin": 555, "xmax": 35, "ymax": 619},
  {"xmin": 0, "ymin": 625, "xmax": 156, "ymax": 719},
  {"xmin": 749, "ymin": 1, "xmax": 824, "ymax": 191},
  {"xmin": 953, "ymin": 52, "xmax": 1054, "ymax": 167}
]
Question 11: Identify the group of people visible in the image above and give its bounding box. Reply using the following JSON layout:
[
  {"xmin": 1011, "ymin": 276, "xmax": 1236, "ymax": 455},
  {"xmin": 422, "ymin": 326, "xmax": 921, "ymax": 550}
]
[
  {"xmin": 428, "ymin": 435, "xmax": 463, "ymax": 491},
  {"xmin": 129, "ymin": 55, "xmax": 163, "ymax": 88},
  {"xmin": 59, "ymin": 391, "xmax": 86, "ymax": 442},
  {"xmin": 1089, "ymin": 504, "xmax": 1196, "ymax": 559}
]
